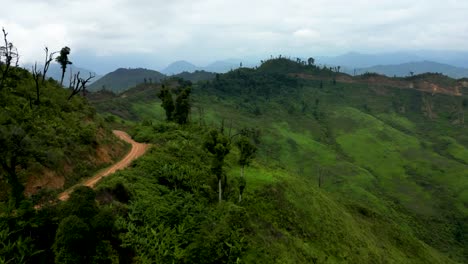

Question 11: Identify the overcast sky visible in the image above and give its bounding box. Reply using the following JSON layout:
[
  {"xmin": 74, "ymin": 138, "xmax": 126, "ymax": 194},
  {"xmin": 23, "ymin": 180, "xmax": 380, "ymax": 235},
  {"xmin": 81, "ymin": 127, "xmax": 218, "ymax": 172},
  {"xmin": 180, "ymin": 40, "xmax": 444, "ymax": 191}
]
[{"xmin": 1, "ymin": 0, "xmax": 467, "ymax": 71}]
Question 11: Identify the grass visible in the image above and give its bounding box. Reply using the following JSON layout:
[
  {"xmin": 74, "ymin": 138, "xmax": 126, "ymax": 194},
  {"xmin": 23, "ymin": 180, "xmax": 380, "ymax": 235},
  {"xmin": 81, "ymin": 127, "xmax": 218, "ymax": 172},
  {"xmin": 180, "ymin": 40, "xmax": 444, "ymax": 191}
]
[{"xmin": 91, "ymin": 62, "xmax": 468, "ymax": 263}]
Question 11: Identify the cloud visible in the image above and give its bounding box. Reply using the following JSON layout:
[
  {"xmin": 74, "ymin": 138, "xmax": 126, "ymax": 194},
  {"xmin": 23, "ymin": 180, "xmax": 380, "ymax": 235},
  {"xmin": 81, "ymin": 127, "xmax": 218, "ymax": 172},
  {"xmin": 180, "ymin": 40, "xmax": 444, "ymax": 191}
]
[{"xmin": 1, "ymin": 0, "xmax": 467, "ymax": 69}]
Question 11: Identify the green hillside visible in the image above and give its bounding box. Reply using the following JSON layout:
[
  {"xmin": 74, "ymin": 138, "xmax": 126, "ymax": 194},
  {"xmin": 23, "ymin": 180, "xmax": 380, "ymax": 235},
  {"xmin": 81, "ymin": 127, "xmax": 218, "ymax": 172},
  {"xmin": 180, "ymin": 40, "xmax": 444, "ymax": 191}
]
[
  {"xmin": 174, "ymin": 70, "xmax": 216, "ymax": 82},
  {"xmin": 88, "ymin": 68, "xmax": 216, "ymax": 94},
  {"xmin": 2, "ymin": 52, "xmax": 467, "ymax": 263},
  {"xmin": 0, "ymin": 32, "xmax": 133, "ymax": 260},
  {"xmin": 87, "ymin": 58, "xmax": 468, "ymax": 263},
  {"xmin": 88, "ymin": 68, "xmax": 166, "ymax": 93}
]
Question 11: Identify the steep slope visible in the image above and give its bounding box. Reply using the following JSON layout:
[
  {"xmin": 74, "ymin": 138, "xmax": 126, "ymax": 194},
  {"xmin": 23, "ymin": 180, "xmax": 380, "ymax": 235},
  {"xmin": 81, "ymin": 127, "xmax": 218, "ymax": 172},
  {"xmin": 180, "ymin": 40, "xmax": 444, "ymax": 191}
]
[
  {"xmin": 0, "ymin": 67, "xmax": 128, "ymax": 202},
  {"xmin": 88, "ymin": 68, "xmax": 165, "ymax": 93}
]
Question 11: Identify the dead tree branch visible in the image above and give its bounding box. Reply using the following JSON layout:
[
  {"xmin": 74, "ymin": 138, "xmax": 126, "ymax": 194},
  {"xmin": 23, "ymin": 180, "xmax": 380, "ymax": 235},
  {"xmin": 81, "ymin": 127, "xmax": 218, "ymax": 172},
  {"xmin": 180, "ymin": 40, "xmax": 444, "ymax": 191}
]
[
  {"xmin": 0, "ymin": 28, "xmax": 19, "ymax": 90},
  {"xmin": 67, "ymin": 72, "xmax": 95, "ymax": 100},
  {"xmin": 32, "ymin": 63, "xmax": 42, "ymax": 105},
  {"xmin": 42, "ymin": 47, "xmax": 57, "ymax": 84}
]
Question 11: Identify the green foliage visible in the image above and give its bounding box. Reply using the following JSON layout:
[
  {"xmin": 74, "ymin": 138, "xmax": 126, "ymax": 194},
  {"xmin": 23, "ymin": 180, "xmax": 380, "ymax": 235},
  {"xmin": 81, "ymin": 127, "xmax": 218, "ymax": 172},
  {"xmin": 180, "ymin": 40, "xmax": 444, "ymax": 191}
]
[
  {"xmin": 236, "ymin": 135, "xmax": 256, "ymax": 167},
  {"xmin": 53, "ymin": 215, "xmax": 93, "ymax": 264},
  {"xmin": 174, "ymin": 86, "xmax": 192, "ymax": 124},
  {"xmin": 4, "ymin": 49, "xmax": 468, "ymax": 263},
  {"xmin": 174, "ymin": 70, "xmax": 216, "ymax": 82},
  {"xmin": 61, "ymin": 186, "xmax": 98, "ymax": 220},
  {"xmin": 55, "ymin": 46, "xmax": 72, "ymax": 86},
  {"xmin": 157, "ymin": 85, "xmax": 175, "ymax": 121},
  {"xmin": 0, "ymin": 220, "xmax": 42, "ymax": 264},
  {"xmin": 0, "ymin": 65, "xmax": 119, "ymax": 204},
  {"xmin": 204, "ymin": 129, "xmax": 231, "ymax": 180}
]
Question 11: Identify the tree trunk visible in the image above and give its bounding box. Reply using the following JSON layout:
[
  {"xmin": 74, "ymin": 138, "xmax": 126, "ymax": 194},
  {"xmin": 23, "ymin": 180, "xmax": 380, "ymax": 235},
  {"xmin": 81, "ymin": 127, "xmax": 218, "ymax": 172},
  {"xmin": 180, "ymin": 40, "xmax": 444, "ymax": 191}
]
[
  {"xmin": 3, "ymin": 163, "xmax": 24, "ymax": 207},
  {"xmin": 60, "ymin": 70, "xmax": 65, "ymax": 86},
  {"xmin": 239, "ymin": 165, "xmax": 245, "ymax": 203},
  {"xmin": 218, "ymin": 178, "xmax": 222, "ymax": 203}
]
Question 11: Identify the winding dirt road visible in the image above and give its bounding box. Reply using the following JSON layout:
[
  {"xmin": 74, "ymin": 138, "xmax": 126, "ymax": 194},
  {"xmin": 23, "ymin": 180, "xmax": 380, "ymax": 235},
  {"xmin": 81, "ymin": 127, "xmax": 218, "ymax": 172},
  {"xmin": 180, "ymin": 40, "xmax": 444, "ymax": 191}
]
[{"xmin": 58, "ymin": 130, "xmax": 149, "ymax": 201}]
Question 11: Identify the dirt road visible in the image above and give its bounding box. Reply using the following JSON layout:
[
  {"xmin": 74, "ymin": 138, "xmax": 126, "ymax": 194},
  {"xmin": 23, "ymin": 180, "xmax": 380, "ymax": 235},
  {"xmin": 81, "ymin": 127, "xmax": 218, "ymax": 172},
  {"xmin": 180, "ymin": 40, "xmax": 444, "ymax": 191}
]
[{"xmin": 58, "ymin": 130, "xmax": 149, "ymax": 201}]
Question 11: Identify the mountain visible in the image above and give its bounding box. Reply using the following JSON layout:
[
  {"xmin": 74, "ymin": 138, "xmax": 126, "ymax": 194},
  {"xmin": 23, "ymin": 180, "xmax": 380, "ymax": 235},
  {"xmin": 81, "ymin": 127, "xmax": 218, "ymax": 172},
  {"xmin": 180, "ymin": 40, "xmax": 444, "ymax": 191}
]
[
  {"xmin": 88, "ymin": 68, "xmax": 165, "ymax": 93},
  {"xmin": 174, "ymin": 70, "xmax": 216, "ymax": 82},
  {"xmin": 414, "ymin": 50, "xmax": 468, "ymax": 68},
  {"xmin": 203, "ymin": 59, "xmax": 248, "ymax": 73},
  {"xmin": 162, "ymin": 60, "xmax": 198, "ymax": 75},
  {"xmin": 317, "ymin": 51, "xmax": 423, "ymax": 68},
  {"xmin": 350, "ymin": 61, "xmax": 468, "ymax": 78},
  {"xmin": 161, "ymin": 59, "xmax": 248, "ymax": 75},
  {"xmin": 316, "ymin": 51, "xmax": 468, "ymax": 70}
]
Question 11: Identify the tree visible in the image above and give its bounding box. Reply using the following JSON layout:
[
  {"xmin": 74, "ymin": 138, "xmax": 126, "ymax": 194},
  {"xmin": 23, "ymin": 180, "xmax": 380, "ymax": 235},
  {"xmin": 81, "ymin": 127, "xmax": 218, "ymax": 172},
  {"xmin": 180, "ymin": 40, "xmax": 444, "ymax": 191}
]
[
  {"xmin": 0, "ymin": 126, "xmax": 32, "ymax": 207},
  {"xmin": 204, "ymin": 129, "xmax": 230, "ymax": 202},
  {"xmin": 56, "ymin": 46, "xmax": 72, "ymax": 86},
  {"xmin": 31, "ymin": 63, "xmax": 42, "ymax": 105},
  {"xmin": 235, "ymin": 136, "xmax": 256, "ymax": 202},
  {"xmin": 42, "ymin": 47, "xmax": 57, "ymax": 84},
  {"xmin": 0, "ymin": 28, "xmax": 19, "ymax": 90},
  {"xmin": 53, "ymin": 215, "xmax": 94, "ymax": 264},
  {"xmin": 158, "ymin": 85, "xmax": 175, "ymax": 121},
  {"xmin": 174, "ymin": 86, "xmax": 191, "ymax": 124},
  {"xmin": 61, "ymin": 186, "xmax": 98, "ymax": 220},
  {"xmin": 307, "ymin": 57, "xmax": 315, "ymax": 66},
  {"xmin": 67, "ymin": 71, "xmax": 95, "ymax": 100}
]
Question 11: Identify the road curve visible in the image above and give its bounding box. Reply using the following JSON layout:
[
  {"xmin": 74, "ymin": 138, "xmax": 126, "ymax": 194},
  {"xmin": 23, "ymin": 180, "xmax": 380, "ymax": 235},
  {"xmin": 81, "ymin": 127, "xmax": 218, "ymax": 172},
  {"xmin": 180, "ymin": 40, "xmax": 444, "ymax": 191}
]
[{"xmin": 58, "ymin": 130, "xmax": 149, "ymax": 201}]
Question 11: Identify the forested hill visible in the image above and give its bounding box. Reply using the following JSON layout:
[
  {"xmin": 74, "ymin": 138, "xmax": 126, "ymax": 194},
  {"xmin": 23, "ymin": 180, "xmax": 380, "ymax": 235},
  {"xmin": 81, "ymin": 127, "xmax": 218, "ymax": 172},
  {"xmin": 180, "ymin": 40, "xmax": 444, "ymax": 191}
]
[
  {"xmin": 88, "ymin": 68, "xmax": 216, "ymax": 93},
  {"xmin": 84, "ymin": 58, "xmax": 468, "ymax": 263},
  {"xmin": 0, "ymin": 40, "xmax": 128, "ymax": 262},
  {"xmin": 88, "ymin": 68, "xmax": 166, "ymax": 93}
]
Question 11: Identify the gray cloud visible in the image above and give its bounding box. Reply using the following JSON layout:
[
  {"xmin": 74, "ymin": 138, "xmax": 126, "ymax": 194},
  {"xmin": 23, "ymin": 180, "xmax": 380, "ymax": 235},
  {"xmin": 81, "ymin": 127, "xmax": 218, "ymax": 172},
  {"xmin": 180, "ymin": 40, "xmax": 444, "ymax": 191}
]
[{"xmin": 1, "ymin": 0, "xmax": 467, "ymax": 69}]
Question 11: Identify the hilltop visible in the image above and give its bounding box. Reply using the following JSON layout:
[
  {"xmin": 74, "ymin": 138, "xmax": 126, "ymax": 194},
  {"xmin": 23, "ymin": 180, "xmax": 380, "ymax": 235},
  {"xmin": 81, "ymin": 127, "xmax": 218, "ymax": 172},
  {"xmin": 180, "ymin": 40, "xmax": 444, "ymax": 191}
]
[
  {"xmin": 89, "ymin": 68, "xmax": 216, "ymax": 93},
  {"xmin": 162, "ymin": 60, "xmax": 198, "ymax": 75},
  {"xmin": 88, "ymin": 68, "xmax": 166, "ymax": 93}
]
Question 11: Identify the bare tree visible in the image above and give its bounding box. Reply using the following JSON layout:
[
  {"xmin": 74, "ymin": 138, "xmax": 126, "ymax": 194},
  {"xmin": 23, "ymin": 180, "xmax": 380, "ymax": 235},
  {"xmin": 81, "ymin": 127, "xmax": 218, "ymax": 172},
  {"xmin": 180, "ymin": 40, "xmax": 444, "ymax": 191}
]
[
  {"xmin": 42, "ymin": 47, "xmax": 57, "ymax": 84},
  {"xmin": 67, "ymin": 72, "xmax": 95, "ymax": 100},
  {"xmin": 31, "ymin": 63, "xmax": 42, "ymax": 105},
  {"xmin": 0, "ymin": 28, "xmax": 19, "ymax": 90}
]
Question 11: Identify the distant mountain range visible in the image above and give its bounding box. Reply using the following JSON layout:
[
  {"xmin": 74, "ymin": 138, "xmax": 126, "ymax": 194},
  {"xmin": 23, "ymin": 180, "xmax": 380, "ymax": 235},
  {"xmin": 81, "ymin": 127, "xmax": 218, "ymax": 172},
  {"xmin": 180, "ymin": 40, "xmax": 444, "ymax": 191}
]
[
  {"xmin": 348, "ymin": 61, "xmax": 468, "ymax": 79},
  {"xmin": 88, "ymin": 68, "xmax": 216, "ymax": 93},
  {"xmin": 161, "ymin": 59, "xmax": 254, "ymax": 75},
  {"xmin": 316, "ymin": 51, "xmax": 468, "ymax": 69}
]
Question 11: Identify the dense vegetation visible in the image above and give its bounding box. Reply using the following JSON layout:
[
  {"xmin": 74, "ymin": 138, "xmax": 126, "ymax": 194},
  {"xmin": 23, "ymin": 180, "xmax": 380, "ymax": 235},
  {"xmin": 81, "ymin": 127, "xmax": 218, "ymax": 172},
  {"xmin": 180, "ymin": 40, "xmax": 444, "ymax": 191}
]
[
  {"xmin": 2, "ymin": 36, "xmax": 468, "ymax": 263},
  {"xmin": 86, "ymin": 58, "xmax": 468, "ymax": 263},
  {"xmin": 0, "ymin": 34, "xmax": 126, "ymax": 263}
]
